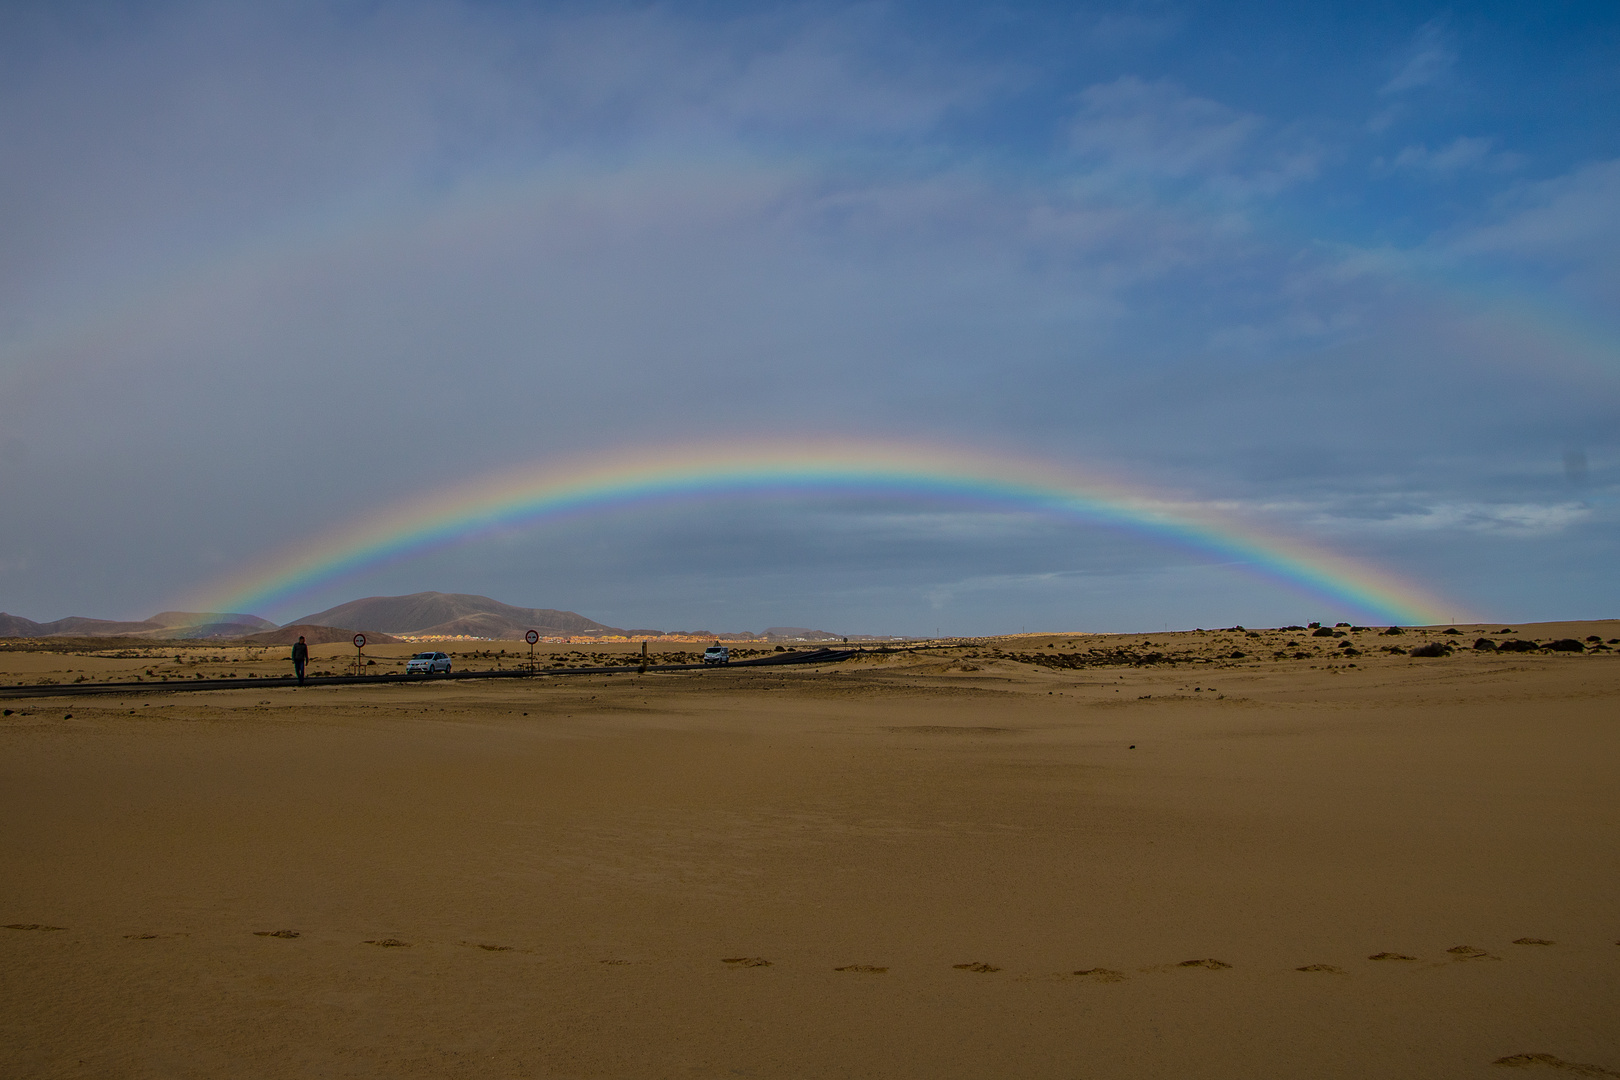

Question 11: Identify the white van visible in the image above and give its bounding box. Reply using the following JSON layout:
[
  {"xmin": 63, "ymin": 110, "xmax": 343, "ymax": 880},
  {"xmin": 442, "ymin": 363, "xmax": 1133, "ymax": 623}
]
[{"xmin": 702, "ymin": 645, "xmax": 729, "ymax": 665}]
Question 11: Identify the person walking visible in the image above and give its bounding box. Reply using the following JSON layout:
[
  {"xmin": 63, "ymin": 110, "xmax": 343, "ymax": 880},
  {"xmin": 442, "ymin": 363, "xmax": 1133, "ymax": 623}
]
[{"xmin": 291, "ymin": 635, "xmax": 310, "ymax": 686}]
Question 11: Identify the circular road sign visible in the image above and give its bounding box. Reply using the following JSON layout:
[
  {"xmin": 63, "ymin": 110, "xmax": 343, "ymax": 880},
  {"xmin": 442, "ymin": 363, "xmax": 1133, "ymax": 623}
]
[
  {"xmin": 353, "ymin": 633, "xmax": 367, "ymax": 648},
  {"xmin": 525, "ymin": 630, "xmax": 539, "ymax": 645}
]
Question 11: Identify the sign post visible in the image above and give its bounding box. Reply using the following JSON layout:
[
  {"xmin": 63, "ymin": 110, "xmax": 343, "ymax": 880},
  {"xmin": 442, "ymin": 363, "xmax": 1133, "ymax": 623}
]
[
  {"xmin": 639, "ymin": 639, "xmax": 648, "ymax": 674},
  {"xmin": 526, "ymin": 630, "xmax": 539, "ymax": 672},
  {"xmin": 353, "ymin": 633, "xmax": 366, "ymax": 677}
]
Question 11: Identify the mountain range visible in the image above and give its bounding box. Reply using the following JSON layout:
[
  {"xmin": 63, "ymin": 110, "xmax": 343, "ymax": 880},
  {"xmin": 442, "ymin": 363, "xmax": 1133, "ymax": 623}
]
[
  {"xmin": 0, "ymin": 611, "xmax": 276, "ymax": 640},
  {"xmin": 288, "ymin": 592, "xmax": 626, "ymax": 639},
  {"xmin": 0, "ymin": 592, "xmax": 846, "ymax": 642}
]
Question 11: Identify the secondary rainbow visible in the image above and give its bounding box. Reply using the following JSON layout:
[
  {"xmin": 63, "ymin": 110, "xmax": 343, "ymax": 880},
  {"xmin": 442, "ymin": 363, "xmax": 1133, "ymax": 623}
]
[{"xmin": 194, "ymin": 439, "xmax": 1462, "ymax": 626}]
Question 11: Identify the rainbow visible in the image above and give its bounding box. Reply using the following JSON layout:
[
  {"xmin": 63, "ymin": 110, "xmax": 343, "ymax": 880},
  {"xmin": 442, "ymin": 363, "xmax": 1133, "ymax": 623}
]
[{"xmin": 192, "ymin": 439, "xmax": 1463, "ymax": 626}]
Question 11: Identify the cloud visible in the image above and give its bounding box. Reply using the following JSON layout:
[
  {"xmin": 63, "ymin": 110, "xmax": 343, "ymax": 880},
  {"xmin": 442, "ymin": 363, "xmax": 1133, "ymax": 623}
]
[
  {"xmin": 0, "ymin": 3, "xmax": 995, "ymax": 325},
  {"xmin": 0, "ymin": 1, "xmax": 1612, "ymax": 629},
  {"xmin": 1068, "ymin": 76, "xmax": 1319, "ymax": 198},
  {"xmin": 1070, "ymin": 76, "xmax": 1260, "ymax": 179},
  {"xmin": 1456, "ymin": 159, "xmax": 1620, "ymax": 263},
  {"xmin": 1367, "ymin": 17, "xmax": 1457, "ymax": 132},
  {"xmin": 1440, "ymin": 157, "xmax": 1620, "ymax": 312},
  {"xmin": 1380, "ymin": 18, "xmax": 1455, "ymax": 96},
  {"xmin": 1330, "ymin": 501, "xmax": 1595, "ymax": 536},
  {"xmin": 1382, "ymin": 135, "xmax": 1520, "ymax": 176},
  {"xmin": 1088, "ymin": 12, "xmax": 1180, "ymax": 49}
]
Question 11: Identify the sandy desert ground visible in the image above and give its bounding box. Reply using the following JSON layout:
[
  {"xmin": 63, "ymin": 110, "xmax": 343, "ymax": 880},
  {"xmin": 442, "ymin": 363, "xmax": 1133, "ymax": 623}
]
[{"xmin": 2, "ymin": 622, "xmax": 1617, "ymax": 1079}]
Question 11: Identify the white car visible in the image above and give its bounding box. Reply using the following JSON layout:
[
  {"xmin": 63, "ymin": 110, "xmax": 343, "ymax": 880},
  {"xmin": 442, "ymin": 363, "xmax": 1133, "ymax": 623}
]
[
  {"xmin": 702, "ymin": 645, "xmax": 729, "ymax": 665},
  {"xmin": 406, "ymin": 651, "xmax": 452, "ymax": 675}
]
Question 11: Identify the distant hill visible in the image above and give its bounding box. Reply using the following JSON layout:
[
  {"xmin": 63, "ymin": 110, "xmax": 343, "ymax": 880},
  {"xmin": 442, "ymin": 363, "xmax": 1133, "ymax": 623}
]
[
  {"xmin": 167, "ymin": 621, "xmax": 280, "ymax": 640},
  {"xmin": 762, "ymin": 627, "xmax": 844, "ymax": 641},
  {"xmin": 243, "ymin": 624, "xmax": 402, "ymax": 646},
  {"xmin": 288, "ymin": 592, "xmax": 622, "ymax": 639},
  {"xmin": 148, "ymin": 611, "xmax": 277, "ymax": 631},
  {"xmin": 0, "ymin": 613, "xmax": 47, "ymax": 636},
  {"xmin": 0, "ymin": 613, "xmax": 158, "ymax": 637},
  {"xmin": 665, "ymin": 627, "xmax": 845, "ymax": 641},
  {"xmin": 147, "ymin": 611, "xmax": 278, "ymax": 639},
  {"xmin": 0, "ymin": 610, "xmax": 274, "ymax": 639}
]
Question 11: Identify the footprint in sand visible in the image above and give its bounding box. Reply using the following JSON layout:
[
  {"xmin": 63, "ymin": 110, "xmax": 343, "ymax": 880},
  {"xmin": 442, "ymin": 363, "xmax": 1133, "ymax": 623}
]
[
  {"xmin": 834, "ymin": 964, "xmax": 888, "ymax": 973},
  {"xmin": 363, "ymin": 938, "xmax": 410, "ymax": 948},
  {"xmin": 1368, "ymin": 952, "xmax": 1418, "ymax": 961},
  {"xmin": 1448, "ymin": 945, "xmax": 1501, "ymax": 961},
  {"xmin": 953, "ymin": 962, "xmax": 1001, "ymax": 973},
  {"xmin": 1178, "ymin": 958, "xmax": 1231, "ymax": 970},
  {"xmin": 722, "ymin": 957, "xmax": 771, "ymax": 967},
  {"xmin": 1493, "ymin": 1053, "xmax": 1620, "ymax": 1076},
  {"xmin": 253, "ymin": 930, "xmax": 300, "ymax": 939},
  {"xmin": 1513, "ymin": 938, "xmax": 1556, "ymax": 946},
  {"xmin": 459, "ymin": 942, "xmax": 512, "ymax": 952},
  {"xmin": 1296, "ymin": 963, "xmax": 1346, "ymax": 974},
  {"xmin": 1072, "ymin": 968, "xmax": 1127, "ymax": 982},
  {"xmin": 4, "ymin": 924, "xmax": 65, "ymax": 932}
]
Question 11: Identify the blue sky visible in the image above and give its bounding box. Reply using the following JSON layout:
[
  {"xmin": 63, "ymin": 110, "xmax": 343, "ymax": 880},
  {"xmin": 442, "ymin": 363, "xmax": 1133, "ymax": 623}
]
[{"xmin": 0, "ymin": 0, "xmax": 1615, "ymax": 633}]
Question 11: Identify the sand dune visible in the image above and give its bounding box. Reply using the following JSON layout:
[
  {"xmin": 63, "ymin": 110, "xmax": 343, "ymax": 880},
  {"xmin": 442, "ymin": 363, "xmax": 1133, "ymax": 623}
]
[{"xmin": 1, "ymin": 625, "xmax": 1616, "ymax": 1078}]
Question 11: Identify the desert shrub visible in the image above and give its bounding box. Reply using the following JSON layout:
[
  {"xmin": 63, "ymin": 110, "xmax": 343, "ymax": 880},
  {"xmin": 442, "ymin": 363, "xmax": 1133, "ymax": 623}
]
[
  {"xmin": 1496, "ymin": 629, "xmax": 1515, "ymax": 634},
  {"xmin": 1548, "ymin": 639, "xmax": 1585, "ymax": 652},
  {"xmin": 1409, "ymin": 642, "xmax": 1451, "ymax": 658},
  {"xmin": 1311, "ymin": 627, "xmax": 1336, "ymax": 637},
  {"xmin": 1335, "ymin": 622, "xmax": 1350, "ymax": 628},
  {"xmin": 1442, "ymin": 628, "xmax": 1461, "ymax": 635},
  {"xmin": 1308, "ymin": 622, "xmax": 1321, "ymax": 629},
  {"xmin": 1585, "ymin": 635, "xmax": 1601, "ymax": 642},
  {"xmin": 1384, "ymin": 646, "xmax": 1407, "ymax": 654},
  {"xmin": 1473, "ymin": 638, "xmax": 1497, "ymax": 651},
  {"xmin": 1497, "ymin": 639, "xmax": 1538, "ymax": 652},
  {"xmin": 1229, "ymin": 650, "xmax": 1246, "ymax": 659},
  {"xmin": 1382, "ymin": 626, "xmax": 1405, "ymax": 635}
]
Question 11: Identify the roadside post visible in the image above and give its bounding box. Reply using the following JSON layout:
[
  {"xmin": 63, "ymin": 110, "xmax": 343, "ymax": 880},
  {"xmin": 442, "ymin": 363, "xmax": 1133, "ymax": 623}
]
[
  {"xmin": 526, "ymin": 630, "xmax": 539, "ymax": 672},
  {"xmin": 353, "ymin": 633, "xmax": 366, "ymax": 676},
  {"xmin": 640, "ymin": 639, "xmax": 648, "ymax": 674}
]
